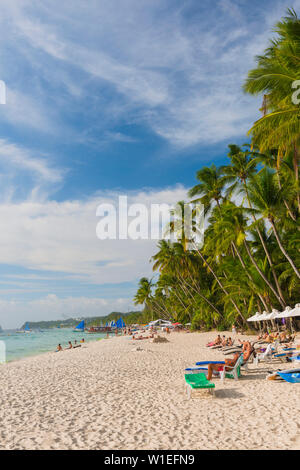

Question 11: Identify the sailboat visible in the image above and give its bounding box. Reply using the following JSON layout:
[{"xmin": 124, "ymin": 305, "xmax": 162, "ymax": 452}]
[
  {"xmin": 17, "ymin": 322, "xmax": 32, "ymax": 333},
  {"xmin": 24, "ymin": 322, "xmax": 32, "ymax": 333},
  {"xmin": 73, "ymin": 320, "xmax": 85, "ymax": 332}
]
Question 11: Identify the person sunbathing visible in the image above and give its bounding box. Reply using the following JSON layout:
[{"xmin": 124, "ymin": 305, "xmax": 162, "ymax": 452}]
[
  {"xmin": 207, "ymin": 352, "xmax": 241, "ymax": 381},
  {"xmin": 242, "ymin": 341, "xmax": 253, "ymax": 362},
  {"xmin": 56, "ymin": 344, "xmax": 62, "ymax": 352},
  {"xmin": 67, "ymin": 341, "xmax": 73, "ymax": 349},
  {"xmin": 207, "ymin": 335, "xmax": 222, "ymax": 347},
  {"xmin": 279, "ymin": 332, "xmax": 287, "ymax": 342}
]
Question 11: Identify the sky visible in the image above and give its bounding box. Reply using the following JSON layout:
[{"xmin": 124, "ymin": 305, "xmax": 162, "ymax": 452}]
[{"xmin": 0, "ymin": 0, "xmax": 299, "ymax": 328}]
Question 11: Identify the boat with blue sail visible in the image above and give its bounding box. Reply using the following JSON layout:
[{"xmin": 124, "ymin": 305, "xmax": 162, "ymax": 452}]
[
  {"xmin": 73, "ymin": 320, "xmax": 85, "ymax": 332},
  {"xmin": 17, "ymin": 322, "xmax": 32, "ymax": 334}
]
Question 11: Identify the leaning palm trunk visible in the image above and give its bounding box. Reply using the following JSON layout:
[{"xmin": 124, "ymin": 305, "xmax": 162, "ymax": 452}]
[
  {"xmin": 192, "ymin": 242, "xmax": 247, "ymax": 325},
  {"xmin": 276, "ymin": 170, "xmax": 297, "ymax": 222},
  {"xmin": 243, "ymin": 240, "xmax": 286, "ymax": 308},
  {"xmin": 269, "ymin": 218, "xmax": 300, "ymax": 279},
  {"xmin": 243, "ymin": 180, "xmax": 286, "ymax": 304},
  {"xmin": 232, "ymin": 241, "xmax": 270, "ymax": 311},
  {"xmin": 151, "ymin": 299, "xmax": 172, "ymax": 320},
  {"xmin": 293, "ymin": 144, "xmax": 300, "ymax": 213},
  {"xmin": 179, "ymin": 272, "xmax": 223, "ymax": 317}
]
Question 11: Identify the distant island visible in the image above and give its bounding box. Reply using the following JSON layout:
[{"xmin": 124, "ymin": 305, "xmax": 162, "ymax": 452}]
[{"xmin": 21, "ymin": 310, "xmax": 144, "ymax": 330}]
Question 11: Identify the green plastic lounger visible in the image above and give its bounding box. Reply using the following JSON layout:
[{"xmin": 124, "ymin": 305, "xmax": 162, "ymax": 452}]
[{"xmin": 184, "ymin": 373, "xmax": 215, "ymax": 399}]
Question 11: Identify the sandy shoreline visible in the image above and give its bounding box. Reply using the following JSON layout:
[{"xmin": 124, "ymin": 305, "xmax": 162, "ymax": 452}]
[{"xmin": 0, "ymin": 331, "xmax": 299, "ymax": 450}]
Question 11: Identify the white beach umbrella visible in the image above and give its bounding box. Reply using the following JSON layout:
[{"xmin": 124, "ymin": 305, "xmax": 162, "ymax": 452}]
[
  {"xmin": 285, "ymin": 303, "xmax": 300, "ymax": 318},
  {"xmin": 266, "ymin": 309, "xmax": 280, "ymax": 320},
  {"xmin": 274, "ymin": 306, "xmax": 292, "ymax": 318},
  {"xmin": 257, "ymin": 311, "xmax": 270, "ymax": 321},
  {"xmin": 247, "ymin": 312, "xmax": 262, "ymax": 322}
]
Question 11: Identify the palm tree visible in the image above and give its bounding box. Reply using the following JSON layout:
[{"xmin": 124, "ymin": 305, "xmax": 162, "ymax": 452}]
[
  {"xmin": 134, "ymin": 277, "xmax": 154, "ymax": 314},
  {"xmin": 248, "ymin": 168, "xmax": 300, "ymax": 279},
  {"xmin": 223, "ymin": 144, "xmax": 286, "ymax": 304},
  {"xmin": 188, "ymin": 164, "xmax": 227, "ymax": 213},
  {"xmin": 243, "ymin": 9, "xmax": 300, "ymax": 209},
  {"xmin": 207, "ymin": 201, "xmax": 282, "ymax": 309}
]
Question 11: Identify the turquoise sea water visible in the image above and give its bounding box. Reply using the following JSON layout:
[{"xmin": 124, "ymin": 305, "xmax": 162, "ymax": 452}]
[{"xmin": 0, "ymin": 328, "xmax": 107, "ymax": 362}]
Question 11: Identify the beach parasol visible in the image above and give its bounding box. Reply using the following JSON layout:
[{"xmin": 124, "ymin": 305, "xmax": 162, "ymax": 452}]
[
  {"xmin": 247, "ymin": 312, "xmax": 261, "ymax": 322},
  {"xmin": 285, "ymin": 303, "xmax": 300, "ymax": 318}
]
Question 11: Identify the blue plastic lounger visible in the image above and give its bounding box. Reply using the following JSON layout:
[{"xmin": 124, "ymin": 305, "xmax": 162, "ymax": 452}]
[
  {"xmin": 195, "ymin": 361, "xmax": 225, "ymax": 366},
  {"xmin": 185, "ymin": 366, "xmax": 212, "ymax": 374},
  {"xmin": 274, "ymin": 351, "xmax": 299, "ymax": 362},
  {"xmin": 292, "ymin": 355, "xmax": 300, "ymax": 362},
  {"xmin": 277, "ymin": 369, "xmax": 300, "ymax": 383}
]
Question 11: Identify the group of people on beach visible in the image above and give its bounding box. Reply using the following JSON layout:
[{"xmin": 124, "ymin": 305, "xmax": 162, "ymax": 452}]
[
  {"xmin": 203, "ymin": 322, "xmax": 300, "ymax": 381},
  {"xmin": 206, "ymin": 334, "xmax": 234, "ymax": 348},
  {"xmin": 257, "ymin": 330, "xmax": 294, "ymax": 344},
  {"xmin": 56, "ymin": 338, "xmax": 85, "ymax": 352},
  {"xmin": 205, "ymin": 338, "xmax": 254, "ymax": 380}
]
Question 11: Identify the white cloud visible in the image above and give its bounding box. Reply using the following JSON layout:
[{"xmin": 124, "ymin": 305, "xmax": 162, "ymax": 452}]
[
  {"xmin": 0, "ymin": 0, "xmax": 296, "ymax": 147},
  {"xmin": 0, "ymin": 139, "xmax": 63, "ymax": 183},
  {"xmin": 0, "ymin": 185, "xmax": 188, "ymax": 327},
  {"xmin": 0, "ymin": 186, "xmax": 188, "ymax": 284}
]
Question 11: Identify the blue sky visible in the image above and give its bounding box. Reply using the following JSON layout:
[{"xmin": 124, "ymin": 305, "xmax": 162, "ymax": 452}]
[{"xmin": 0, "ymin": 0, "xmax": 298, "ymax": 327}]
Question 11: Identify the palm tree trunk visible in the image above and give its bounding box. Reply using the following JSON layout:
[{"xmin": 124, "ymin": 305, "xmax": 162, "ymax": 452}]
[
  {"xmin": 151, "ymin": 298, "xmax": 172, "ymax": 320},
  {"xmin": 276, "ymin": 170, "xmax": 297, "ymax": 221},
  {"xmin": 270, "ymin": 218, "xmax": 300, "ymax": 279},
  {"xmin": 177, "ymin": 261, "xmax": 223, "ymax": 317},
  {"xmin": 182, "ymin": 274, "xmax": 223, "ymax": 317},
  {"xmin": 243, "ymin": 240, "xmax": 286, "ymax": 308},
  {"xmin": 192, "ymin": 242, "xmax": 247, "ymax": 325},
  {"xmin": 293, "ymin": 144, "xmax": 300, "ymax": 213},
  {"xmin": 243, "ymin": 180, "xmax": 286, "ymax": 304},
  {"xmin": 232, "ymin": 242, "xmax": 269, "ymax": 311}
]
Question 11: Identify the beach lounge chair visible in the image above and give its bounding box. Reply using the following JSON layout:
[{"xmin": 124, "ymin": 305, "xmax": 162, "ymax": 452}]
[
  {"xmin": 274, "ymin": 350, "xmax": 300, "ymax": 362},
  {"xmin": 254, "ymin": 343, "xmax": 275, "ymax": 366},
  {"xmin": 184, "ymin": 373, "xmax": 215, "ymax": 399},
  {"xmin": 191, "ymin": 354, "xmax": 244, "ymax": 381},
  {"xmin": 241, "ymin": 349, "xmax": 255, "ymax": 371},
  {"xmin": 219, "ymin": 354, "xmax": 244, "ymax": 381},
  {"xmin": 267, "ymin": 368, "xmax": 300, "ymax": 383},
  {"xmin": 185, "ymin": 362, "xmax": 225, "ymax": 374}
]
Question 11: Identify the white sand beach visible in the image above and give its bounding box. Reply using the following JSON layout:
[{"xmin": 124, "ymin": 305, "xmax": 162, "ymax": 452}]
[{"xmin": 0, "ymin": 331, "xmax": 299, "ymax": 450}]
